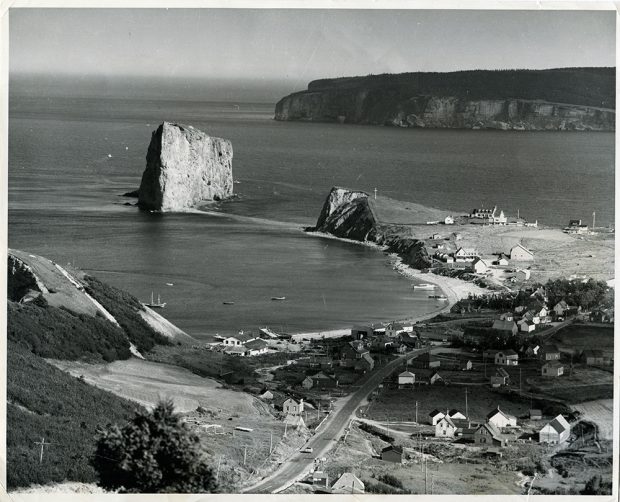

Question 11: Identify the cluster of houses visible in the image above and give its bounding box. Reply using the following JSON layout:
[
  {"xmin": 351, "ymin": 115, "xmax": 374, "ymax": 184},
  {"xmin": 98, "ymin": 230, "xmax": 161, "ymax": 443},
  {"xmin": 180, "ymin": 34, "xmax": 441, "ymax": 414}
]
[
  {"xmin": 214, "ymin": 331, "xmax": 271, "ymax": 357},
  {"xmin": 433, "ymin": 242, "xmax": 534, "ymax": 279},
  {"xmin": 375, "ymin": 406, "xmax": 572, "ymax": 463}
]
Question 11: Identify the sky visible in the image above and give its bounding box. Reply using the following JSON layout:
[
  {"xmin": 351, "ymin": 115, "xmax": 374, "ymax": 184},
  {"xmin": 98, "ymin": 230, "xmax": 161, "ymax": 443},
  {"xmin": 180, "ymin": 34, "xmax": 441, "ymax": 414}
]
[{"xmin": 8, "ymin": 8, "xmax": 616, "ymax": 99}]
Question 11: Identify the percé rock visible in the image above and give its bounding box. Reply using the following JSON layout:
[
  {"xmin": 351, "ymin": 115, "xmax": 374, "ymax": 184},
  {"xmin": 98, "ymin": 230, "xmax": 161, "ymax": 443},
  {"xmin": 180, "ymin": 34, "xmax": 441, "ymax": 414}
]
[
  {"xmin": 308, "ymin": 187, "xmax": 432, "ymax": 269},
  {"xmin": 137, "ymin": 122, "xmax": 233, "ymax": 211},
  {"xmin": 276, "ymin": 68, "xmax": 615, "ymax": 131}
]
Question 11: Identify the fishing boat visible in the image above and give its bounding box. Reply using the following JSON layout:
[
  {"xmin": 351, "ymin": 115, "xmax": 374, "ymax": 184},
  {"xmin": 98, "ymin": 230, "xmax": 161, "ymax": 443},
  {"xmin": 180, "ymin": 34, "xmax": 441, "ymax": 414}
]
[
  {"xmin": 413, "ymin": 283, "xmax": 436, "ymax": 290},
  {"xmin": 271, "ymin": 296, "xmax": 286, "ymax": 301},
  {"xmin": 428, "ymin": 294, "xmax": 448, "ymax": 300},
  {"xmin": 223, "ymin": 301, "xmax": 235, "ymax": 305},
  {"xmin": 145, "ymin": 292, "xmax": 166, "ymax": 308}
]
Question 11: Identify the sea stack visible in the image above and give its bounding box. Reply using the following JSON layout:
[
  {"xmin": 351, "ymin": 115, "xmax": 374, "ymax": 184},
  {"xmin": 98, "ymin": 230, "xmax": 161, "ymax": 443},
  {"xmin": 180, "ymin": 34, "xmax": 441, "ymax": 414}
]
[{"xmin": 137, "ymin": 122, "xmax": 233, "ymax": 212}]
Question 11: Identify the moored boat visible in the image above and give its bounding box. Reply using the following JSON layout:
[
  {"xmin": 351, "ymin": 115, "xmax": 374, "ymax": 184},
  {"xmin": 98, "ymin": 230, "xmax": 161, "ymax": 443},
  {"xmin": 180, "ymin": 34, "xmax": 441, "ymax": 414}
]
[
  {"xmin": 413, "ymin": 283, "xmax": 436, "ymax": 290},
  {"xmin": 145, "ymin": 291, "xmax": 166, "ymax": 308},
  {"xmin": 271, "ymin": 296, "xmax": 286, "ymax": 301}
]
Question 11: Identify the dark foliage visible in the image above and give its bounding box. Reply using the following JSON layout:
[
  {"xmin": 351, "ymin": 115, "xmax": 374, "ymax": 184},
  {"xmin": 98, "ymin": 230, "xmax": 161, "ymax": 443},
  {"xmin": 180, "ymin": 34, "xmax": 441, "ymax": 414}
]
[
  {"xmin": 544, "ymin": 278, "xmax": 613, "ymax": 310},
  {"xmin": 92, "ymin": 400, "xmax": 217, "ymax": 493},
  {"xmin": 581, "ymin": 475, "xmax": 612, "ymax": 495},
  {"xmin": 307, "ymin": 68, "xmax": 616, "ymax": 109},
  {"xmin": 8, "ymin": 298, "xmax": 132, "ymax": 361},
  {"xmin": 83, "ymin": 276, "xmax": 171, "ymax": 352},
  {"xmin": 366, "ymin": 481, "xmax": 403, "ymax": 494},
  {"xmin": 377, "ymin": 473, "xmax": 404, "ymax": 489},
  {"xmin": 6, "ymin": 341, "xmax": 141, "ymax": 488}
]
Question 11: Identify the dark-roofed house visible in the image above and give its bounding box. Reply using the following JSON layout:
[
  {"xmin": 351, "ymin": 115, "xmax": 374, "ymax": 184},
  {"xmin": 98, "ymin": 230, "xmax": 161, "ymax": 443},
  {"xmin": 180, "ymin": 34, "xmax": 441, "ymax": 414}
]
[
  {"xmin": 412, "ymin": 352, "xmax": 440, "ymax": 369},
  {"xmin": 487, "ymin": 407, "xmax": 517, "ymax": 428},
  {"xmin": 429, "ymin": 409, "xmax": 445, "ymax": 425},
  {"xmin": 311, "ymin": 371, "xmax": 339, "ymax": 389},
  {"xmin": 541, "ymin": 361, "xmax": 564, "ymax": 377},
  {"xmin": 301, "ymin": 376, "xmax": 314, "ymax": 389},
  {"xmin": 399, "ymin": 332, "xmax": 422, "ymax": 349},
  {"xmin": 449, "ymin": 409, "xmax": 467, "ymax": 420},
  {"xmin": 539, "ymin": 415, "xmax": 571, "ymax": 444},
  {"xmin": 582, "ymin": 350, "xmax": 612, "ymax": 366},
  {"xmin": 474, "ymin": 422, "xmax": 506, "ymax": 447},
  {"xmin": 490, "ymin": 368, "xmax": 510, "ymax": 387},
  {"xmin": 495, "ymin": 350, "xmax": 519, "ymax": 366},
  {"xmin": 492, "ymin": 320, "xmax": 518, "ymax": 336},
  {"xmin": 381, "ymin": 444, "xmax": 404, "ymax": 463},
  {"xmin": 223, "ymin": 332, "xmax": 257, "ymax": 346},
  {"xmin": 351, "ymin": 325, "xmax": 375, "ymax": 340},
  {"xmin": 589, "ymin": 309, "xmax": 614, "ymax": 323},
  {"xmin": 355, "ymin": 353, "xmax": 375, "ymax": 373},
  {"xmin": 245, "ymin": 338, "xmax": 269, "ymax": 356},
  {"xmin": 340, "ymin": 341, "xmax": 369, "ymax": 367},
  {"xmin": 540, "ymin": 344, "xmax": 561, "ymax": 361}
]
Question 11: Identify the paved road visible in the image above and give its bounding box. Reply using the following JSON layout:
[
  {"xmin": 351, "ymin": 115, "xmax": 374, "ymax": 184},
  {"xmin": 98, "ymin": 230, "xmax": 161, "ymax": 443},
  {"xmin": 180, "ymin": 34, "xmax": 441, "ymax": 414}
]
[{"xmin": 244, "ymin": 347, "xmax": 430, "ymax": 493}]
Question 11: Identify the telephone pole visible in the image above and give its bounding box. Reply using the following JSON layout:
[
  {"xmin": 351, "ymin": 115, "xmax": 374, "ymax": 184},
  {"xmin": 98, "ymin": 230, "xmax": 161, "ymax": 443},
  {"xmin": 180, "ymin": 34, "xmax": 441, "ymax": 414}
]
[
  {"xmin": 415, "ymin": 401, "xmax": 418, "ymax": 424},
  {"xmin": 465, "ymin": 388, "xmax": 469, "ymax": 425},
  {"xmin": 243, "ymin": 445, "xmax": 249, "ymax": 466},
  {"xmin": 34, "ymin": 438, "xmax": 52, "ymax": 464},
  {"xmin": 269, "ymin": 433, "xmax": 273, "ymax": 455},
  {"xmin": 592, "ymin": 211, "xmax": 596, "ymax": 230},
  {"xmin": 216, "ymin": 456, "xmax": 222, "ymax": 481}
]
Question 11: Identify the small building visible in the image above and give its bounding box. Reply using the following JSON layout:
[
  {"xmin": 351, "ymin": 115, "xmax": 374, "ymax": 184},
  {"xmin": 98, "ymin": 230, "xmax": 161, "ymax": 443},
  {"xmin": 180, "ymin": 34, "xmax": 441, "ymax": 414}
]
[
  {"xmin": 454, "ymin": 247, "xmax": 478, "ymax": 262},
  {"xmin": 223, "ymin": 332, "xmax": 256, "ymax": 346},
  {"xmin": 350, "ymin": 325, "xmax": 375, "ymax": 340},
  {"xmin": 490, "ymin": 367, "xmax": 510, "ymax": 388},
  {"xmin": 589, "ymin": 309, "xmax": 614, "ymax": 323},
  {"xmin": 429, "ymin": 409, "xmax": 445, "ymax": 425},
  {"xmin": 399, "ymin": 332, "xmax": 422, "ymax": 349},
  {"xmin": 244, "ymin": 338, "xmax": 269, "ymax": 356},
  {"xmin": 582, "ymin": 349, "xmax": 612, "ymax": 366},
  {"xmin": 412, "ymin": 352, "xmax": 440, "ymax": 369},
  {"xmin": 510, "ymin": 244, "xmax": 534, "ymax": 261},
  {"xmin": 430, "ymin": 233, "xmax": 442, "ymax": 240},
  {"xmin": 301, "ymin": 376, "xmax": 314, "ymax": 389},
  {"xmin": 386, "ymin": 321, "xmax": 412, "ymax": 338},
  {"xmin": 487, "ymin": 407, "xmax": 517, "ymax": 428},
  {"xmin": 260, "ymin": 390, "xmax": 274, "ymax": 400},
  {"xmin": 539, "ymin": 415, "xmax": 571, "ymax": 444},
  {"xmin": 311, "ymin": 371, "xmax": 339, "ymax": 389},
  {"xmin": 553, "ymin": 300, "xmax": 568, "ymax": 317},
  {"xmin": 491, "ymin": 320, "xmax": 518, "ymax": 336},
  {"xmin": 474, "ymin": 422, "xmax": 506, "ymax": 447},
  {"xmin": 283, "ymin": 398, "xmax": 304, "ymax": 416},
  {"xmin": 518, "ymin": 319, "xmax": 536, "ymax": 333},
  {"xmin": 471, "ymin": 257, "xmax": 489, "ymax": 274},
  {"xmin": 428, "ymin": 371, "xmax": 443, "ymax": 385},
  {"xmin": 355, "ymin": 353, "xmax": 375, "ymax": 373},
  {"xmin": 398, "ymin": 371, "xmax": 415, "ymax": 388},
  {"xmin": 381, "ymin": 444, "xmax": 404, "ymax": 463},
  {"xmin": 460, "ymin": 359, "xmax": 473, "ymax": 371},
  {"xmin": 435, "ymin": 415, "xmax": 457, "ymax": 438},
  {"xmin": 444, "ymin": 215, "xmax": 455, "ymax": 225},
  {"xmin": 564, "ymin": 219, "xmax": 589, "ymax": 235},
  {"xmin": 495, "ymin": 350, "xmax": 519, "ymax": 366},
  {"xmin": 332, "ymin": 473, "xmax": 365, "ymax": 494},
  {"xmin": 529, "ymin": 409, "xmax": 543, "ymax": 420},
  {"xmin": 224, "ymin": 345, "xmax": 250, "ymax": 357},
  {"xmin": 541, "ymin": 361, "xmax": 564, "ymax": 377},
  {"xmin": 540, "ymin": 344, "xmax": 561, "ymax": 361},
  {"xmin": 494, "ymin": 255, "xmax": 510, "ymax": 266},
  {"xmin": 449, "ymin": 409, "xmax": 467, "ymax": 420},
  {"xmin": 516, "ymin": 269, "xmax": 531, "ymax": 281},
  {"xmin": 312, "ymin": 471, "xmax": 329, "ymax": 489}
]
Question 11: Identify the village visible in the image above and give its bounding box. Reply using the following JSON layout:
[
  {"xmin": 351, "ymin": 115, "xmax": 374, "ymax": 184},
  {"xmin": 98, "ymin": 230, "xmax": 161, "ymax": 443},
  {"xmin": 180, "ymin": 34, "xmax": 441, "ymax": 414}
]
[{"xmin": 170, "ymin": 263, "xmax": 613, "ymax": 495}]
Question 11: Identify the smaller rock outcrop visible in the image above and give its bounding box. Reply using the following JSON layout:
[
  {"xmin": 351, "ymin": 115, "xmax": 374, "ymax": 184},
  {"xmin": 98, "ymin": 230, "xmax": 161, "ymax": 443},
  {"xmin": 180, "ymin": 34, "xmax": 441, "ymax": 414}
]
[{"xmin": 137, "ymin": 122, "xmax": 233, "ymax": 212}]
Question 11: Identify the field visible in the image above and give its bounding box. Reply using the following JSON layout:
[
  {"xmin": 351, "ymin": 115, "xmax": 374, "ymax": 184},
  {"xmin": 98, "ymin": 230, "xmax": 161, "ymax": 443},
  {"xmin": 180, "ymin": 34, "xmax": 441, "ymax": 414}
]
[
  {"xmin": 551, "ymin": 324, "xmax": 614, "ymax": 353},
  {"xmin": 571, "ymin": 400, "xmax": 614, "ymax": 440}
]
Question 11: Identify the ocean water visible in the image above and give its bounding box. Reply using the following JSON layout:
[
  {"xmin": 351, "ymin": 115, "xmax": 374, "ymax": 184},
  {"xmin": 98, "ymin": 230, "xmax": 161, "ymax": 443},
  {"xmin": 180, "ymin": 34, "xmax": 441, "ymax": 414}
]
[{"xmin": 8, "ymin": 96, "xmax": 614, "ymax": 337}]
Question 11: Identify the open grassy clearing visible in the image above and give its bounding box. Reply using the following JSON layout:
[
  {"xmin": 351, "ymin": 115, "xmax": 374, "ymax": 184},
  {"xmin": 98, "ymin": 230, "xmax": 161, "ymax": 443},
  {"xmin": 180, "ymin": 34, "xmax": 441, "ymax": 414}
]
[{"xmin": 551, "ymin": 324, "xmax": 614, "ymax": 353}]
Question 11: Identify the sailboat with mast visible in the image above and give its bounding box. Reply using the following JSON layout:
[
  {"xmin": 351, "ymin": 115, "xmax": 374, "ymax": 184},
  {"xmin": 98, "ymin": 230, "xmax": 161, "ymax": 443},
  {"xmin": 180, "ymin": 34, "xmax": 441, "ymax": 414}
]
[{"xmin": 145, "ymin": 291, "xmax": 166, "ymax": 308}]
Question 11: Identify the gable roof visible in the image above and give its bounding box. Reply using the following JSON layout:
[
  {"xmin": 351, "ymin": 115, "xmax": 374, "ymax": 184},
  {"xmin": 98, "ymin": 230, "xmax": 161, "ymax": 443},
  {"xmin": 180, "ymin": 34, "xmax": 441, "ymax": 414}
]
[
  {"xmin": 477, "ymin": 422, "xmax": 503, "ymax": 439},
  {"xmin": 381, "ymin": 444, "xmax": 403, "ymax": 454},
  {"xmin": 510, "ymin": 243, "xmax": 533, "ymax": 256},
  {"xmin": 438, "ymin": 415, "xmax": 456, "ymax": 428},
  {"xmin": 332, "ymin": 473, "xmax": 365, "ymax": 493},
  {"xmin": 496, "ymin": 368, "xmax": 510, "ymax": 378},
  {"xmin": 498, "ymin": 349, "xmax": 518, "ymax": 357},
  {"xmin": 429, "ymin": 409, "xmax": 444, "ymax": 418},
  {"xmin": 244, "ymin": 339, "xmax": 268, "ymax": 350},
  {"xmin": 542, "ymin": 361, "xmax": 564, "ymax": 369},
  {"xmin": 399, "ymin": 371, "xmax": 415, "ymax": 377},
  {"xmin": 546, "ymin": 415, "xmax": 570, "ymax": 434},
  {"xmin": 487, "ymin": 406, "xmax": 516, "ymax": 422}
]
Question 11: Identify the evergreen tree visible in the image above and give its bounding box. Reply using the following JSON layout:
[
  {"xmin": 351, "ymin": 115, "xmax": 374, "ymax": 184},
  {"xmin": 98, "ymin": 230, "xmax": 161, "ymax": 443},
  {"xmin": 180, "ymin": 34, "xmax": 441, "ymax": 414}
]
[{"xmin": 92, "ymin": 400, "xmax": 217, "ymax": 493}]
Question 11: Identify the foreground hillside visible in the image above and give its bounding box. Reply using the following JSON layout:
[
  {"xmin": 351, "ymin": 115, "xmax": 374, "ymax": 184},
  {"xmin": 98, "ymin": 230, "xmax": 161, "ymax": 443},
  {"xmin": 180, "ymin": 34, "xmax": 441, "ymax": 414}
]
[{"xmin": 275, "ymin": 68, "xmax": 615, "ymax": 131}]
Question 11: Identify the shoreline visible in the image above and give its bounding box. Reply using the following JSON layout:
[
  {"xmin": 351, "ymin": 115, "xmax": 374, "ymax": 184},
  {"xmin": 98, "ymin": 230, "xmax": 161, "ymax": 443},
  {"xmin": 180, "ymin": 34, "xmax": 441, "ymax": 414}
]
[{"xmin": 292, "ymin": 231, "xmax": 487, "ymax": 341}]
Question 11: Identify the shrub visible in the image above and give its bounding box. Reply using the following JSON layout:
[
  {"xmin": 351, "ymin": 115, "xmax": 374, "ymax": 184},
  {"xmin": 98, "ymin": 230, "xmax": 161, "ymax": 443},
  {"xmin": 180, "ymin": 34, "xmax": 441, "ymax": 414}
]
[{"xmin": 92, "ymin": 400, "xmax": 217, "ymax": 493}]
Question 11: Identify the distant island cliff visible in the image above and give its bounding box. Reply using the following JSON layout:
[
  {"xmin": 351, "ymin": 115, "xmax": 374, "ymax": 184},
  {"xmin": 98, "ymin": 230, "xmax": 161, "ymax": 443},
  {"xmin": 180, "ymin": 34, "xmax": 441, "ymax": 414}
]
[{"xmin": 275, "ymin": 68, "xmax": 615, "ymax": 131}]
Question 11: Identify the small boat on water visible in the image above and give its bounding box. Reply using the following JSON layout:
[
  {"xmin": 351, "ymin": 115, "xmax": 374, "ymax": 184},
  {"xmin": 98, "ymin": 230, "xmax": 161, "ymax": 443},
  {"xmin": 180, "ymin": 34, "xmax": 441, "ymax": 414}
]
[
  {"xmin": 223, "ymin": 301, "xmax": 235, "ymax": 305},
  {"xmin": 271, "ymin": 296, "xmax": 286, "ymax": 301},
  {"xmin": 145, "ymin": 292, "xmax": 166, "ymax": 308},
  {"xmin": 413, "ymin": 283, "xmax": 436, "ymax": 290},
  {"xmin": 166, "ymin": 282, "xmax": 174, "ymax": 286},
  {"xmin": 428, "ymin": 294, "xmax": 448, "ymax": 300}
]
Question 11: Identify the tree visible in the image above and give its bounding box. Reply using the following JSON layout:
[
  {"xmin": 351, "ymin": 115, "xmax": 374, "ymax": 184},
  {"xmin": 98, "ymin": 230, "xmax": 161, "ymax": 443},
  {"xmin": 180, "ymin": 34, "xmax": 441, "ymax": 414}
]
[{"xmin": 92, "ymin": 400, "xmax": 217, "ymax": 493}]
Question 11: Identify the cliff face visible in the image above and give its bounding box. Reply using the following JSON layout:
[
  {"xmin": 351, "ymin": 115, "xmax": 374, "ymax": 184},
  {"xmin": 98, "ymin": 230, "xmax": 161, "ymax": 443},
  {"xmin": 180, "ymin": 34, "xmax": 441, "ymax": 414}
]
[
  {"xmin": 138, "ymin": 122, "xmax": 234, "ymax": 211},
  {"xmin": 275, "ymin": 68, "xmax": 615, "ymax": 131},
  {"xmin": 309, "ymin": 187, "xmax": 432, "ymax": 269}
]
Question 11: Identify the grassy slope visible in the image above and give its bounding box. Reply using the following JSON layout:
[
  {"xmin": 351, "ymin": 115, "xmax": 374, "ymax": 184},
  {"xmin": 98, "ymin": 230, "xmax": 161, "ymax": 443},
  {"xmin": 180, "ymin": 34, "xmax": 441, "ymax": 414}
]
[{"xmin": 7, "ymin": 341, "xmax": 142, "ymax": 489}]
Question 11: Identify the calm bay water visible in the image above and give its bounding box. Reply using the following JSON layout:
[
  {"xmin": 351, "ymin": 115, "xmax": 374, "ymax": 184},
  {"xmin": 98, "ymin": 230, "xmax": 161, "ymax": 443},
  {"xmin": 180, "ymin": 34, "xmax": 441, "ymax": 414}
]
[{"xmin": 8, "ymin": 96, "xmax": 614, "ymax": 337}]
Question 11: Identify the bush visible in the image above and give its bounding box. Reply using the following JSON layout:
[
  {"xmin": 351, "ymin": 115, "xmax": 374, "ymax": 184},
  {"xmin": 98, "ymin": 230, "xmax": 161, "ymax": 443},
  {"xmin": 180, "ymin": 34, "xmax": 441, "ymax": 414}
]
[
  {"xmin": 378, "ymin": 473, "xmax": 404, "ymax": 489},
  {"xmin": 93, "ymin": 400, "xmax": 217, "ymax": 493}
]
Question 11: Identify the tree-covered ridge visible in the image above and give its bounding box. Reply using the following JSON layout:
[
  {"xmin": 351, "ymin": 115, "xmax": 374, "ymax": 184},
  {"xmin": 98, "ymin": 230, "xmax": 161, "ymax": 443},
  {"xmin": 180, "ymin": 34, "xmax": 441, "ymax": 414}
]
[
  {"xmin": 7, "ymin": 341, "xmax": 141, "ymax": 489},
  {"xmin": 306, "ymin": 68, "xmax": 615, "ymax": 109}
]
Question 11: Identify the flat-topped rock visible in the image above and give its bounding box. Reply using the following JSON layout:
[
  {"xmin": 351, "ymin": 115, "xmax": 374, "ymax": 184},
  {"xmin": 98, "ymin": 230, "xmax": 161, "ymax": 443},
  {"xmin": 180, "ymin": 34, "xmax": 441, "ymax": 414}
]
[{"xmin": 138, "ymin": 122, "xmax": 233, "ymax": 212}]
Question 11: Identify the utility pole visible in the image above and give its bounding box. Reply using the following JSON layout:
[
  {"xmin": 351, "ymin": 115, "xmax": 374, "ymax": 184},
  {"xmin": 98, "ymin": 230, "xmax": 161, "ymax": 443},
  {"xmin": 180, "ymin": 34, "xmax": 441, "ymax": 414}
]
[
  {"xmin": 465, "ymin": 388, "xmax": 469, "ymax": 426},
  {"xmin": 269, "ymin": 433, "xmax": 273, "ymax": 455},
  {"xmin": 592, "ymin": 211, "xmax": 596, "ymax": 230},
  {"xmin": 424, "ymin": 457, "xmax": 428, "ymax": 494},
  {"xmin": 374, "ymin": 187, "xmax": 378, "ymax": 200},
  {"xmin": 34, "ymin": 438, "xmax": 52, "ymax": 464},
  {"xmin": 216, "ymin": 456, "xmax": 222, "ymax": 481},
  {"xmin": 519, "ymin": 367, "xmax": 522, "ymax": 395},
  {"xmin": 284, "ymin": 422, "xmax": 288, "ymax": 438},
  {"xmin": 415, "ymin": 401, "xmax": 418, "ymax": 424},
  {"xmin": 243, "ymin": 445, "xmax": 248, "ymax": 466}
]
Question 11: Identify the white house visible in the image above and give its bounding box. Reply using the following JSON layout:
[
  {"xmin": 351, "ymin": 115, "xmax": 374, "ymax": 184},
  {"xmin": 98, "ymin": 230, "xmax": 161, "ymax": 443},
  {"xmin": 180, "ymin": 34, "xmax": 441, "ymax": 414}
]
[
  {"xmin": 510, "ymin": 244, "xmax": 534, "ymax": 261},
  {"xmin": 471, "ymin": 257, "xmax": 489, "ymax": 274},
  {"xmin": 492, "ymin": 210, "xmax": 507, "ymax": 225},
  {"xmin": 539, "ymin": 415, "xmax": 570, "ymax": 444},
  {"xmin": 283, "ymin": 398, "xmax": 304, "ymax": 416},
  {"xmin": 435, "ymin": 415, "xmax": 457, "ymax": 438},
  {"xmin": 259, "ymin": 390, "xmax": 273, "ymax": 400},
  {"xmin": 487, "ymin": 407, "xmax": 517, "ymax": 428},
  {"xmin": 398, "ymin": 371, "xmax": 415, "ymax": 388},
  {"xmin": 448, "ymin": 409, "xmax": 467, "ymax": 420},
  {"xmin": 518, "ymin": 319, "xmax": 536, "ymax": 333},
  {"xmin": 429, "ymin": 409, "xmax": 445, "ymax": 425},
  {"xmin": 244, "ymin": 338, "xmax": 269, "ymax": 356},
  {"xmin": 516, "ymin": 269, "xmax": 531, "ymax": 280},
  {"xmin": 454, "ymin": 247, "xmax": 478, "ymax": 262},
  {"xmin": 332, "ymin": 473, "xmax": 365, "ymax": 494},
  {"xmin": 222, "ymin": 332, "xmax": 256, "ymax": 346},
  {"xmin": 495, "ymin": 350, "xmax": 519, "ymax": 366},
  {"xmin": 444, "ymin": 215, "xmax": 455, "ymax": 225},
  {"xmin": 541, "ymin": 361, "xmax": 564, "ymax": 377},
  {"xmin": 494, "ymin": 255, "xmax": 509, "ymax": 266},
  {"xmin": 386, "ymin": 321, "xmax": 413, "ymax": 338}
]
